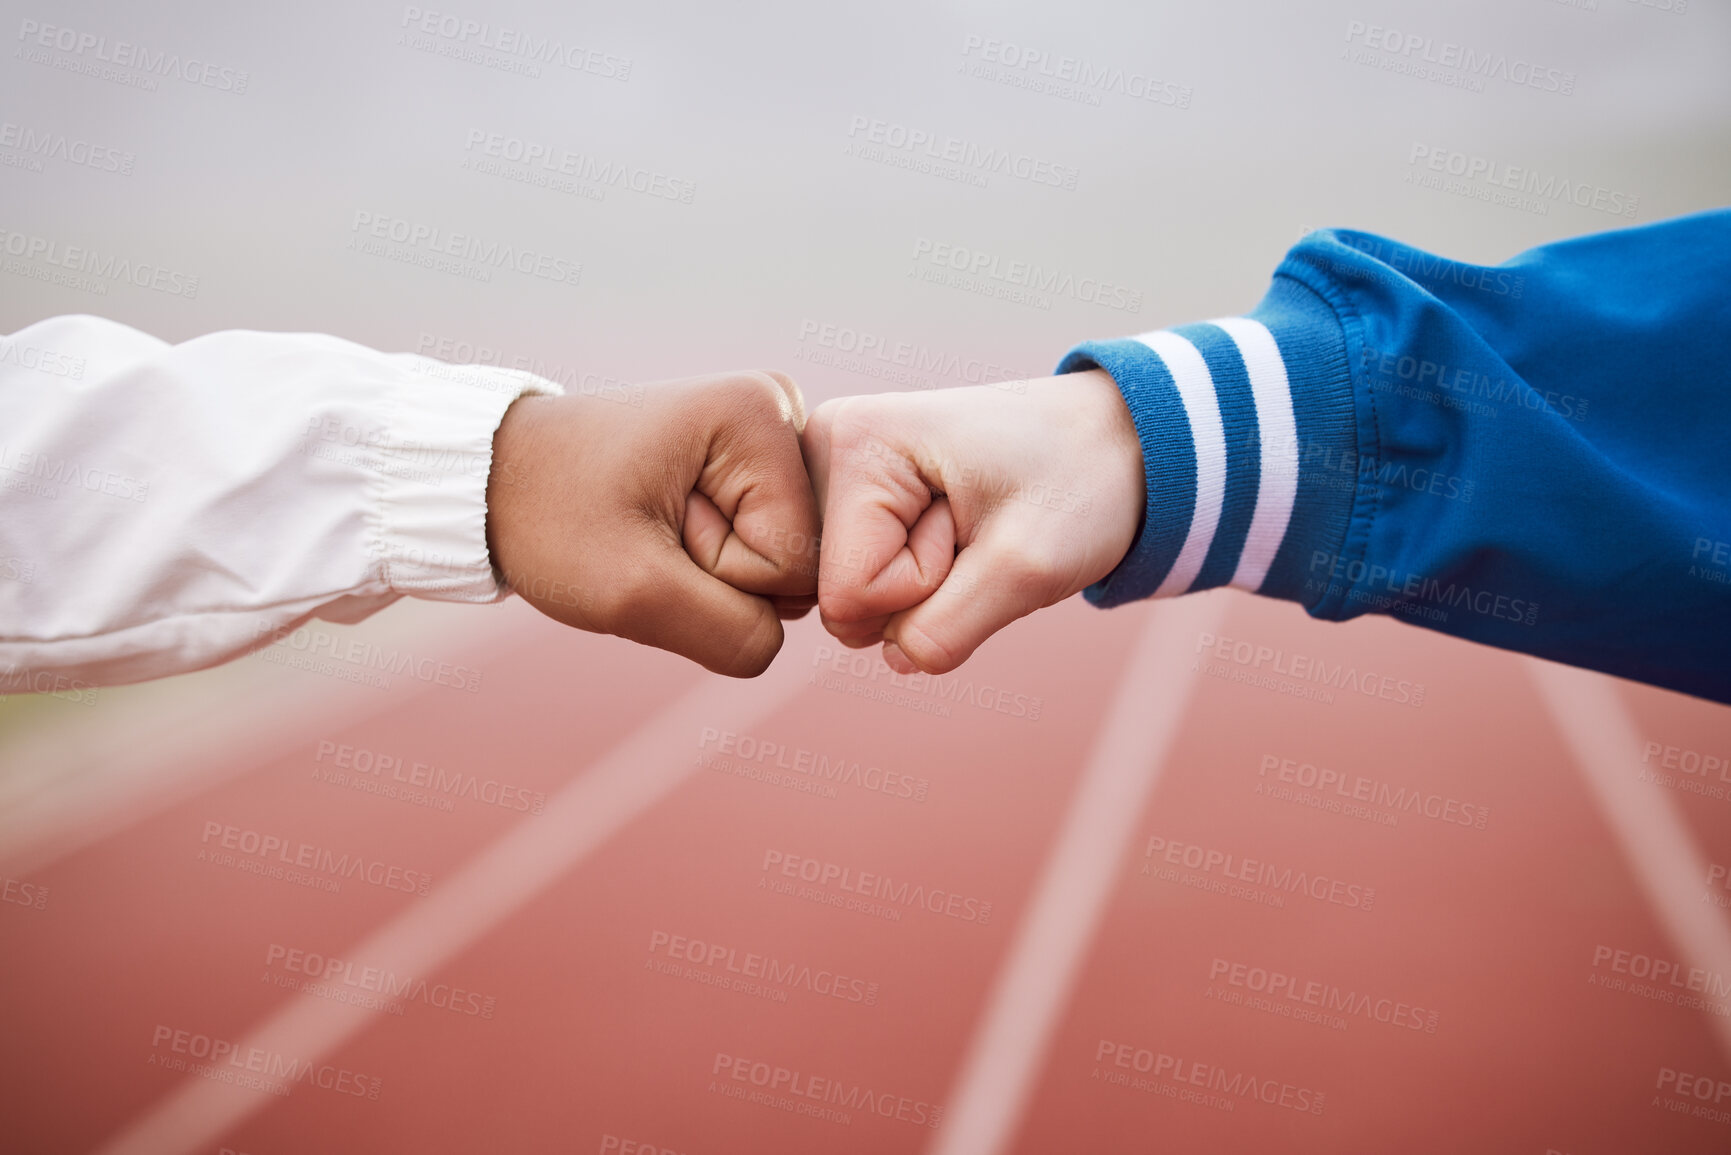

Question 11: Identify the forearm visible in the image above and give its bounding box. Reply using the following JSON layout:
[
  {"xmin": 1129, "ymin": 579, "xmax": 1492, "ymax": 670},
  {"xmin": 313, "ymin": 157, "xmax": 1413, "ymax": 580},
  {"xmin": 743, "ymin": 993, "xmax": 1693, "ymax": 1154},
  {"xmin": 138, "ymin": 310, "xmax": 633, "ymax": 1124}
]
[{"xmin": 0, "ymin": 315, "xmax": 559, "ymax": 687}]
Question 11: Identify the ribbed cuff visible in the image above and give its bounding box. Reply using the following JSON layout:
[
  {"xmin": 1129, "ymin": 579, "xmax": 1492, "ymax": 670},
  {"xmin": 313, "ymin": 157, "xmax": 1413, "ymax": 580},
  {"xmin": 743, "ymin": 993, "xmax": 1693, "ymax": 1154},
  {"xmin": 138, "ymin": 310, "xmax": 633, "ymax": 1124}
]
[
  {"xmin": 1056, "ymin": 339, "xmax": 1197, "ymax": 607},
  {"xmin": 370, "ymin": 356, "xmax": 564, "ymax": 603},
  {"xmin": 1056, "ymin": 271, "xmax": 1359, "ymax": 612}
]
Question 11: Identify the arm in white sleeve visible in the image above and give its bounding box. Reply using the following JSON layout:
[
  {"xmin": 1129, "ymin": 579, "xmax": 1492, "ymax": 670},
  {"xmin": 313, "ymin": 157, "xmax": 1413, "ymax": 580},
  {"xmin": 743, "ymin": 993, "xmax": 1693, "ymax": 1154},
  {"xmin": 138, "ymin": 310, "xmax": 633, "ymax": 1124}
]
[{"xmin": 0, "ymin": 314, "xmax": 562, "ymax": 688}]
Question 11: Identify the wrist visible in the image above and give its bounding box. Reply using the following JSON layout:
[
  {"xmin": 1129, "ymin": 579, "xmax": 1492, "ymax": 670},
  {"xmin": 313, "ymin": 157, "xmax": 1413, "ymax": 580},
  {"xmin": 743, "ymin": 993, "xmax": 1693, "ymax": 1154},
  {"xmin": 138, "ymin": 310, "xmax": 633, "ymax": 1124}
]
[
  {"xmin": 369, "ymin": 353, "xmax": 547, "ymax": 603},
  {"xmin": 1057, "ymin": 337, "xmax": 1209, "ymax": 607},
  {"xmin": 1069, "ymin": 367, "xmax": 1147, "ymax": 584},
  {"xmin": 484, "ymin": 394, "xmax": 556, "ymax": 591},
  {"xmin": 1056, "ymin": 279, "xmax": 1355, "ymax": 609}
]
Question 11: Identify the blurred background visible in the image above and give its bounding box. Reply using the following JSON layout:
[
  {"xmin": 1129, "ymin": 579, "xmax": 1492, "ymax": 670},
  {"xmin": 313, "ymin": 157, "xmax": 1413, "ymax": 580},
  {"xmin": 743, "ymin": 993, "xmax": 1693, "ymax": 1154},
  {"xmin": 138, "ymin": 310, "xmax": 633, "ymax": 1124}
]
[{"xmin": 3, "ymin": 1, "xmax": 1729, "ymax": 1151}]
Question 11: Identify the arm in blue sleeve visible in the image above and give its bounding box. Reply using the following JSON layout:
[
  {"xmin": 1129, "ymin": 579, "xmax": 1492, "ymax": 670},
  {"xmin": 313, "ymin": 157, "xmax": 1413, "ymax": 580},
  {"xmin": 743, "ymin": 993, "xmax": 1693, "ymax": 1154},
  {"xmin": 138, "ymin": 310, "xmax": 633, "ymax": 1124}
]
[{"xmin": 1058, "ymin": 209, "xmax": 1731, "ymax": 703}]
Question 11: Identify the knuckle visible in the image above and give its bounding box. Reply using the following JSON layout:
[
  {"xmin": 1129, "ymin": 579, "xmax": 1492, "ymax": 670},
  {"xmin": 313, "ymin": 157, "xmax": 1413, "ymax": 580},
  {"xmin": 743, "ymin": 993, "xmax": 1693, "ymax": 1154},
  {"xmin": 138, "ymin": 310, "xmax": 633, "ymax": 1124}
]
[
  {"xmin": 723, "ymin": 614, "xmax": 782, "ymax": 677},
  {"xmin": 992, "ymin": 544, "xmax": 1058, "ymax": 593},
  {"xmin": 754, "ymin": 367, "xmax": 803, "ymax": 406},
  {"xmin": 824, "ymin": 397, "xmax": 879, "ymax": 449},
  {"xmin": 594, "ymin": 572, "xmax": 660, "ymax": 629},
  {"xmin": 807, "ymin": 396, "xmax": 845, "ymax": 437},
  {"xmin": 728, "ymin": 369, "xmax": 799, "ymax": 418}
]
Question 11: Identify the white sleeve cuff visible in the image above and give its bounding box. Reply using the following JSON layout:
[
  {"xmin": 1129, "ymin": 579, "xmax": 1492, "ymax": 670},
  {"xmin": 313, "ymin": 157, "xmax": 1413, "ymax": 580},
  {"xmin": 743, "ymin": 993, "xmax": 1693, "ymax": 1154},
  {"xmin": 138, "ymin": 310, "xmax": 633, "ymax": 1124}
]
[{"xmin": 368, "ymin": 355, "xmax": 564, "ymax": 603}]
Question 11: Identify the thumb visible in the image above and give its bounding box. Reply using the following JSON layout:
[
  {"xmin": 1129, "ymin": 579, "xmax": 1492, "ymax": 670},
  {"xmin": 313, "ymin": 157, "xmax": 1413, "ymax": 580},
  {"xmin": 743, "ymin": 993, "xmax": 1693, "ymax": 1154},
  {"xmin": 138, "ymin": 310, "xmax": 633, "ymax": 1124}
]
[
  {"xmin": 620, "ymin": 540, "xmax": 787, "ymax": 678},
  {"xmin": 879, "ymin": 526, "xmax": 1060, "ymax": 676}
]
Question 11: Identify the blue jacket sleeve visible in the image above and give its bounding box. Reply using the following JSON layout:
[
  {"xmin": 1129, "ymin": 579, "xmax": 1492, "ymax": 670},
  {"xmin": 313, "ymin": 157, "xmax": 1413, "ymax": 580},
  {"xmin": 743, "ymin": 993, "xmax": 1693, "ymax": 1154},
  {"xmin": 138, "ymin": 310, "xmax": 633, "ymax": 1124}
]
[{"xmin": 1058, "ymin": 209, "xmax": 1731, "ymax": 703}]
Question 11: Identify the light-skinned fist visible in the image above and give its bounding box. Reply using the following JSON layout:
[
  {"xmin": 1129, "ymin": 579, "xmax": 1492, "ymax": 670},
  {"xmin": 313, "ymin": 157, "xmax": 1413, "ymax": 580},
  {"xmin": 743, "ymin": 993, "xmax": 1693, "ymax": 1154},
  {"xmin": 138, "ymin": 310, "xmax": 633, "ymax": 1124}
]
[{"xmin": 801, "ymin": 370, "xmax": 1145, "ymax": 675}]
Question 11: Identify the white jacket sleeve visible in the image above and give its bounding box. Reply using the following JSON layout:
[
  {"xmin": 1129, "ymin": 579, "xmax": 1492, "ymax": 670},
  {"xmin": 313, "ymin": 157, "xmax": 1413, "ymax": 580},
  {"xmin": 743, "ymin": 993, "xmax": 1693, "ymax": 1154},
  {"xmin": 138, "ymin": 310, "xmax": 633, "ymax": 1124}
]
[{"xmin": 0, "ymin": 314, "xmax": 563, "ymax": 688}]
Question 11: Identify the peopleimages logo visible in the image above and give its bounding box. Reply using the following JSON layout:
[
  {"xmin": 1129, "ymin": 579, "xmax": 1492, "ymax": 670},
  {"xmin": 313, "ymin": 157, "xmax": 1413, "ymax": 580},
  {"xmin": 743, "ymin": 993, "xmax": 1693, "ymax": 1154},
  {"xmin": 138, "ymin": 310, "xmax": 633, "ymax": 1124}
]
[
  {"xmin": 1591, "ymin": 944, "xmax": 1731, "ymax": 1000},
  {"xmin": 2, "ymin": 874, "xmax": 49, "ymax": 911},
  {"xmin": 909, "ymin": 238, "xmax": 1142, "ymax": 314},
  {"xmin": 348, "ymin": 210, "xmax": 581, "ymax": 286},
  {"xmin": 253, "ymin": 619, "xmax": 484, "ymax": 693},
  {"xmin": 0, "ymin": 226, "xmax": 199, "ymax": 298},
  {"xmin": 958, "ymin": 35, "xmax": 1193, "ymax": 109},
  {"xmin": 265, "ymin": 942, "xmax": 497, "ymax": 1018},
  {"xmin": 0, "ymin": 119, "xmax": 134, "ymax": 174},
  {"xmin": 810, "ymin": 643, "xmax": 1044, "ymax": 721},
  {"xmin": 845, "ymin": 115, "xmax": 1080, "ymax": 190},
  {"xmin": 1092, "ymin": 1039, "xmax": 1327, "ymax": 1115},
  {"xmin": 794, "ymin": 318, "xmax": 1034, "ymax": 392},
  {"xmin": 0, "ymin": 663, "xmax": 98, "ymax": 705},
  {"xmin": 414, "ymin": 331, "xmax": 643, "ymax": 406},
  {"xmin": 398, "ymin": 7, "xmax": 631, "ymax": 80},
  {"xmin": 760, "ymin": 849, "xmax": 993, "ymax": 924},
  {"xmin": 462, "ymin": 129, "xmax": 694, "ymax": 203},
  {"xmin": 148, "ymin": 1025, "xmax": 381, "ymax": 1099},
  {"xmin": 0, "ymin": 441, "xmax": 149, "ymax": 501},
  {"xmin": 1342, "ymin": 20, "xmax": 1576, "ymax": 95},
  {"xmin": 648, "ymin": 929, "xmax": 881, "ymax": 1006},
  {"xmin": 1256, "ymin": 754, "xmax": 1491, "ymax": 831},
  {"xmin": 1142, "ymin": 835, "xmax": 1377, "ymax": 912},
  {"xmin": 1306, "ymin": 550, "xmax": 1540, "ymax": 629},
  {"xmin": 16, "ymin": 18, "xmax": 250, "ymax": 93},
  {"xmin": 1705, "ymin": 864, "xmax": 1731, "ymax": 911},
  {"xmin": 1643, "ymin": 739, "xmax": 1730, "ymax": 781},
  {"xmin": 0, "ymin": 335, "xmax": 85, "ymax": 378},
  {"xmin": 313, "ymin": 740, "xmax": 546, "ymax": 814},
  {"xmin": 1193, "ymin": 630, "xmax": 1427, "ymax": 708},
  {"xmin": 1207, "ymin": 957, "xmax": 1441, "ymax": 1033},
  {"xmin": 710, "ymin": 1052, "xmax": 942, "ymax": 1129},
  {"xmin": 1334, "ymin": 234, "xmax": 1526, "ymax": 300},
  {"xmin": 1407, "ymin": 143, "xmax": 1639, "ymax": 219},
  {"xmin": 1357, "ymin": 342, "xmax": 1590, "ymax": 423},
  {"xmin": 199, "ymin": 820, "xmax": 433, "ymax": 896},
  {"xmin": 698, "ymin": 727, "xmax": 929, "ymax": 803},
  {"xmin": 1254, "ymin": 428, "xmax": 1474, "ymax": 504},
  {"xmin": 1655, "ymin": 1066, "xmax": 1731, "ymax": 1127}
]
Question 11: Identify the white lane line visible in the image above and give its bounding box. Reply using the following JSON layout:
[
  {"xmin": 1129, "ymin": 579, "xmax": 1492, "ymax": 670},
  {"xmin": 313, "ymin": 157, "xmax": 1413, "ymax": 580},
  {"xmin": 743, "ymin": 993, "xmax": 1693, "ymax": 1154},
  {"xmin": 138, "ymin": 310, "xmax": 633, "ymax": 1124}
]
[
  {"xmin": 931, "ymin": 593, "xmax": 1227, "ymax": 1155},
  {"xmin": 1526, "ymin": 657, "xmax": 1731, "ymax": 1063},
  {"xmin": 92, "ymin": 643, "xmax": 814, "ymax": 1155}
]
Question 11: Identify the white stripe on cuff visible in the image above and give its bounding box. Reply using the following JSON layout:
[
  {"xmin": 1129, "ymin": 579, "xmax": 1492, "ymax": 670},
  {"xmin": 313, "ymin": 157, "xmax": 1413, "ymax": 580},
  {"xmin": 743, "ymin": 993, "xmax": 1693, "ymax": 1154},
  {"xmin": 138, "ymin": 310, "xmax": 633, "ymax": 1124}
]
[
  {"xmin": 1209, "ymin": 317, "xmax": 1298, "ymax": 593},
  {"xmin": 1135, "ymin": 330, "xmax": 1225, "ymax": 598}
]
